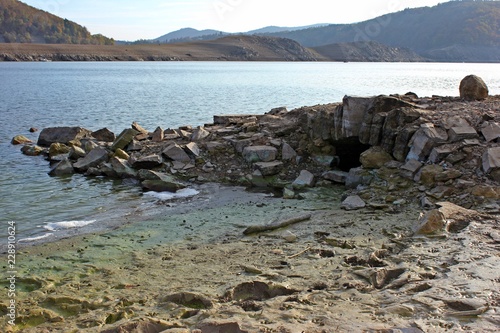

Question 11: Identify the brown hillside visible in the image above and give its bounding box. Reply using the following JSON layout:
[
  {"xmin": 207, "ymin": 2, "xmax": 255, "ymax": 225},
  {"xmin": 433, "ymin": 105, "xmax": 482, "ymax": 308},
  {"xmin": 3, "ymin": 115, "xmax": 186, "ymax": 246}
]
[{"xmin": 0, "ymin": 35, "xmax": 320, "ymax": 61}]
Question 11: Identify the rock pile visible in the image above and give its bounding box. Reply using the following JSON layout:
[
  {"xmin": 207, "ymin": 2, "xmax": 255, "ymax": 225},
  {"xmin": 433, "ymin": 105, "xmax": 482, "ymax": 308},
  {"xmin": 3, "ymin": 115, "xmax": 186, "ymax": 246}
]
[{"xmin": 14, "ymin": 76, "xmax": 500, "ymax": 213}]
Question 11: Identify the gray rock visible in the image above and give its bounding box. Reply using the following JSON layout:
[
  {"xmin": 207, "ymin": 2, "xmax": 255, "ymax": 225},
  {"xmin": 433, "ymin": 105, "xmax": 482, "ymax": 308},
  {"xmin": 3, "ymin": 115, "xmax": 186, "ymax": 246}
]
[
  {"xmin": 68, "ymin": 146, "xmax": 87, "ymax": 160},
  {"xmin": 91, "ymin": 128, "xmax": 115, "ymax": 142},
  {"xmin": 482, "ymin": 147, "xmax": 500, "ymax": 174},
  {"xmin": 481, "ymin": 122, "xmax": 500, "ymax": 142},
  {"xmin": 399, "ymin": 159, "xmax": 423, "ymax": 179},
  {"xmin": 191, "ymin": 127, "xmax": 210, "ymax": 141},
  {"xmin": 428, "ymin": 144, "xmax": 458, "ymax": 164},
  {"xmin": 130, "ymin": 154, "xmax": 163, "ymax": 169},
  {"xmin": 242, "ymin": 146, "xmax": 277, "ymax": 163},
  {"xmin": 282, "ymin": 142, "xmax": 297, "ymax": 161},
  {"xmin": 37, "ymin": 127, "xmax": 91, "ymax": 147},
  {"xmin": 131, "ymin": 121, "xmax": 149, "ymax": 135},
  {"xmin": 283, "ymin": 187, "xmax": 296, "ymax": 199},
  {"xmin": 292, "ymin": 170, "xmax": 315, "ymax": 189},
  {"xmin": 73, "ymin": 147, "xmax": 109, "ymax": 172},
  {"xmin": 127, "ymin": 139, "xmax": 143, "ymax": 151},
  {"xmin": 448, "ymin": 126, "xmax": 478, "ymax": 142},
  {"xmin": 345, "ymin": 167, "xmax": 373, "ymax": 189},
  {"xmin": 407, "ymin": 124, "xmax": 448, "ymax": 161},
  {"xmin": 254, "ymin": 161, "xmax": 283, "ymax": 176},
  {"xmin": 459, "ymin": 75, "xmax": 488, "ymax": 100},
  {"xmin": 185, "ymin": 142, "xmax": 200, "ymax": 157},
  {"xmin": 110, "ymin": 157, "xmax": 137, "ymax": 178},
  {"xmin": 163, "ymin": 144, "xmax": 191, "ymax": 163},
  {"xmin": 231, "ymin": 138, "xmax": 253, "ymax": 153},
  {"xmin": 341, "ymin": 195, "xmax": 366, "ymax": 211},
  {"xmin": 48, "ymin": 158, "xmax": 74, "ymax": 176},
  {"xmin": 152, "ymin": 126, "xmax": 164, "ymax": 142},
  {"xmin": 111, "ymin": 129, "xmax": 139, "ymax": 151},
  {"xmin": 322, "ymin": 170, "xmax": 348, "ymax": 184},
  {"xmin": 141, "ymin": 174, "xmax": 186, "ymax": 193}
]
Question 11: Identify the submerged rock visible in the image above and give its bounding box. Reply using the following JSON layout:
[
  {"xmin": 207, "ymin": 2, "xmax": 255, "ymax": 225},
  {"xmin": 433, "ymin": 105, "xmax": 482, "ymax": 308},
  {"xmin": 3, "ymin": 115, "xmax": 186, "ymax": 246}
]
[
  {"xmin": 11, "ymin": 135, "xmax": 32, "ymax": 145},
  {"xmin": 48, "ymin": 158, "xmax": 75, "ymax": 176}
]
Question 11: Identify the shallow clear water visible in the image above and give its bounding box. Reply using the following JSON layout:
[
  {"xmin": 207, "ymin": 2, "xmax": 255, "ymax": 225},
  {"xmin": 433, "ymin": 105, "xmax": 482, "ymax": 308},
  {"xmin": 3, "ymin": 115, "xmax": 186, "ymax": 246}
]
[{"xmin": 1, "ymin": 61, "xmax": 499, "ymax": 243}]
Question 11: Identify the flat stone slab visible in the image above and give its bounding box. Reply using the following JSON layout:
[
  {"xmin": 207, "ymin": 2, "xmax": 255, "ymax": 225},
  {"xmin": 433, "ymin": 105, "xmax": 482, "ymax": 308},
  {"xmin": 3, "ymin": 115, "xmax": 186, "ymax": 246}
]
[
  {"xmin": 214, "ymin": 114, "xmax": 261, "ymax": 125},
  {"xmin": 254, "ymin": 161, "xmax": 283, "ymax": 176},
  {"xmin": 448, "ymin": 126, "xmax": 478, "ymax": 142},
  {"xmin": 322, "ymin": 170, "xmax": 348, "ymax": 184},
  {"xmin": 242, "ymin": 146, "xmax": 277, "ymax": 163}
]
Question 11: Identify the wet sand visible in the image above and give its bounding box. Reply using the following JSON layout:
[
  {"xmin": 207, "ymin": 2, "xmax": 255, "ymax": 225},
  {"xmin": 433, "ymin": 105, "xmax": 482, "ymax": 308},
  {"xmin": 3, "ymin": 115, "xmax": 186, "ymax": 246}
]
[{"xmin": 2, "ymin": 185, "xmax": 499, "ymax": 332}]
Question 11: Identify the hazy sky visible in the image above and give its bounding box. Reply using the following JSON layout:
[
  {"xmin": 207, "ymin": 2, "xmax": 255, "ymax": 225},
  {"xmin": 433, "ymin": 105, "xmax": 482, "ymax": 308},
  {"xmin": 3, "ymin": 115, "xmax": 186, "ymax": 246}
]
[{"xmin": 21, "ymin": 0, "xmax": 445, "ymax": 41}]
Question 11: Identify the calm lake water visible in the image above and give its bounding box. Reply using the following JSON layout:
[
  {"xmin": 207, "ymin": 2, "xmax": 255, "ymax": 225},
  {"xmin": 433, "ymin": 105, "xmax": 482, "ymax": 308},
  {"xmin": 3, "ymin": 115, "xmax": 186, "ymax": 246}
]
[{"xmin": 1, "ymin": 61, "xmax": 499, "ymax": 244}]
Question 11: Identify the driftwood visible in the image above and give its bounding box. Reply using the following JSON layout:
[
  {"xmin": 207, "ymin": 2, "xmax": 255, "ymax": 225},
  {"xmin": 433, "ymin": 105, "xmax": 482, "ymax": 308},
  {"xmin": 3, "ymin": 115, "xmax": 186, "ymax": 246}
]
[{"xmin": 243, "ymin": 214, "xmax": 312, "ymax": 235}]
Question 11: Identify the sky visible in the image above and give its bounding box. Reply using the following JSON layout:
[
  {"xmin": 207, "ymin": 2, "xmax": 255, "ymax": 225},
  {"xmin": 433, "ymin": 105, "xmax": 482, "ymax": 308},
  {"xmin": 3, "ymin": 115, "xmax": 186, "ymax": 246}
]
[{"xmin": 20, "ymin": 0, "xmax": 446, "ymax": 41}]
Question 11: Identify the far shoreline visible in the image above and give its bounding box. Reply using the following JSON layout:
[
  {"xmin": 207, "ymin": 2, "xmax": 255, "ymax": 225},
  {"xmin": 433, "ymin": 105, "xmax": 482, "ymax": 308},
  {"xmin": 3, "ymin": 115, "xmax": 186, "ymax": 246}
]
[{"xmin": 1, "ymin": 42, "xmax": 499, "ymax": 63}]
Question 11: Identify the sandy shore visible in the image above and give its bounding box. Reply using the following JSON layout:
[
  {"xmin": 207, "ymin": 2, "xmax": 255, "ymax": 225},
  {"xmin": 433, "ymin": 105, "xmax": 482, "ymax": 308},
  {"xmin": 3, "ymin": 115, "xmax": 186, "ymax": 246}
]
[{"xmin": 2, "ymin": 183, "xmax": 499, "ymax": 332}]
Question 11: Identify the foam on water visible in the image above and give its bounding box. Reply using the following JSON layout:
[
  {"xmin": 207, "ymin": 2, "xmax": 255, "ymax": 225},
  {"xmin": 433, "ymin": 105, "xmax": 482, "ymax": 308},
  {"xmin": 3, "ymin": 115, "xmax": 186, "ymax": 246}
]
[
  {"xmin": 44, "ymin": 220, "xmax": 97, "ymax": 231},
  {"xmin": 18, "ymin": 233, "xmax": 54, "ymax": 243},
  {"xmin": 143, "ymin": 188, "xmax": 200, "ymax": 201}
]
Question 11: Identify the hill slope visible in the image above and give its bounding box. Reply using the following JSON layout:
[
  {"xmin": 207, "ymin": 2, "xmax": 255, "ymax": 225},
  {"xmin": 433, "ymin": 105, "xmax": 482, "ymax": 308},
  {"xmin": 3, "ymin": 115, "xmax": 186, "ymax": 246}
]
[
  {"xmin": 0, "ymin": 35, "xmax": 319, "ymax": 61},
  {"xmin": 312, "ymin": 41, "xmax": 425, "ymax": 62},
  {"xmin": 0, "ymin": 0, "xmax": 114, "ymax": 44},
  {"xmin": 265, "ymin": 1, "xmax": 500, "ymax": 62}
]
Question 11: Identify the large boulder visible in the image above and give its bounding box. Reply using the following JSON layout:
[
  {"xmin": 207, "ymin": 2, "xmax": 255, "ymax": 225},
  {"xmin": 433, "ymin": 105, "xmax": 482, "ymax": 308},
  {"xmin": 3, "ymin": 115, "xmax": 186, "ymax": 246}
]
[
  {"xmin": 459, "ymin": 75, "xmax": 488, "ymax": 100},
  {"xmin": 37, "ymin": 127, "xmax": 91, "ymax": 147},
  {"xmin": 73, "ymin": 147, "xmax": 109, "ymax": 172}
]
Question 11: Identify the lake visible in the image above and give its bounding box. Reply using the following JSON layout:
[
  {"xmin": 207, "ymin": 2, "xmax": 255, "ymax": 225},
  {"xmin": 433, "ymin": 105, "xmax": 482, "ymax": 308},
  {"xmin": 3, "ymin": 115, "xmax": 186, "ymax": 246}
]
[{"xmin": 1, "ymin": 61, "xmax": 499, "ymax": 244}]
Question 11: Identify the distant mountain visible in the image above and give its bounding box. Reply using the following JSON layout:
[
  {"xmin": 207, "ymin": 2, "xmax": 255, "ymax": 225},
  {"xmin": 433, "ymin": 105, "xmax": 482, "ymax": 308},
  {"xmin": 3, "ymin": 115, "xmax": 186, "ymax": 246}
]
[
  {"xmin": 150, "ymin": 24, "xmax": 330, "ymax": 44},
  {"xmin": 246, "ymin": 24, "xmax": 330, "ymax": 35},
  {"xmin": 154, "ymin": 28, "xmax": 226, "ymax": 43},
  {"xmin": 263, "ymin": 0, "xmax": 500, "ymax": 62},
  {"xmin": 0, "ymin": 0, "xmax": 114, "ymax": 44}
]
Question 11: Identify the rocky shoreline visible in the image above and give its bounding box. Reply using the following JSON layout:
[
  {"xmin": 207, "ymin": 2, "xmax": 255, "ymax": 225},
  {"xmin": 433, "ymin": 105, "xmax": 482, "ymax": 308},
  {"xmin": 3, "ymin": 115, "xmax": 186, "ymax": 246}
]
[{"xmin": 5, "ymin": 75, "xmax": 500, "ymax": 332}]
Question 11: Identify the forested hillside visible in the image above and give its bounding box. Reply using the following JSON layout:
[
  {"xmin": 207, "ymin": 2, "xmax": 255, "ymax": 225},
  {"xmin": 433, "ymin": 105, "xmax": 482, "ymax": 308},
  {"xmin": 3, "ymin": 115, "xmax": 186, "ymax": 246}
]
[
  {"xmin": 265, "ymin": 0, "xmax": 500, "ymax": 61},
  {"xmin": 0, "ymin": 0, "xmax": 114, "ymax": 44}
]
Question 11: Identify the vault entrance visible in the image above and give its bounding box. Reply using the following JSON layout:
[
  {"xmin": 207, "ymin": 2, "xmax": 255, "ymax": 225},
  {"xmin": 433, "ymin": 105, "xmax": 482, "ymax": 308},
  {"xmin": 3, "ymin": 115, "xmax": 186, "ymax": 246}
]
[{"xmin": 332, "ymin": 138, "xmax": 371, "ymax": 172}]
